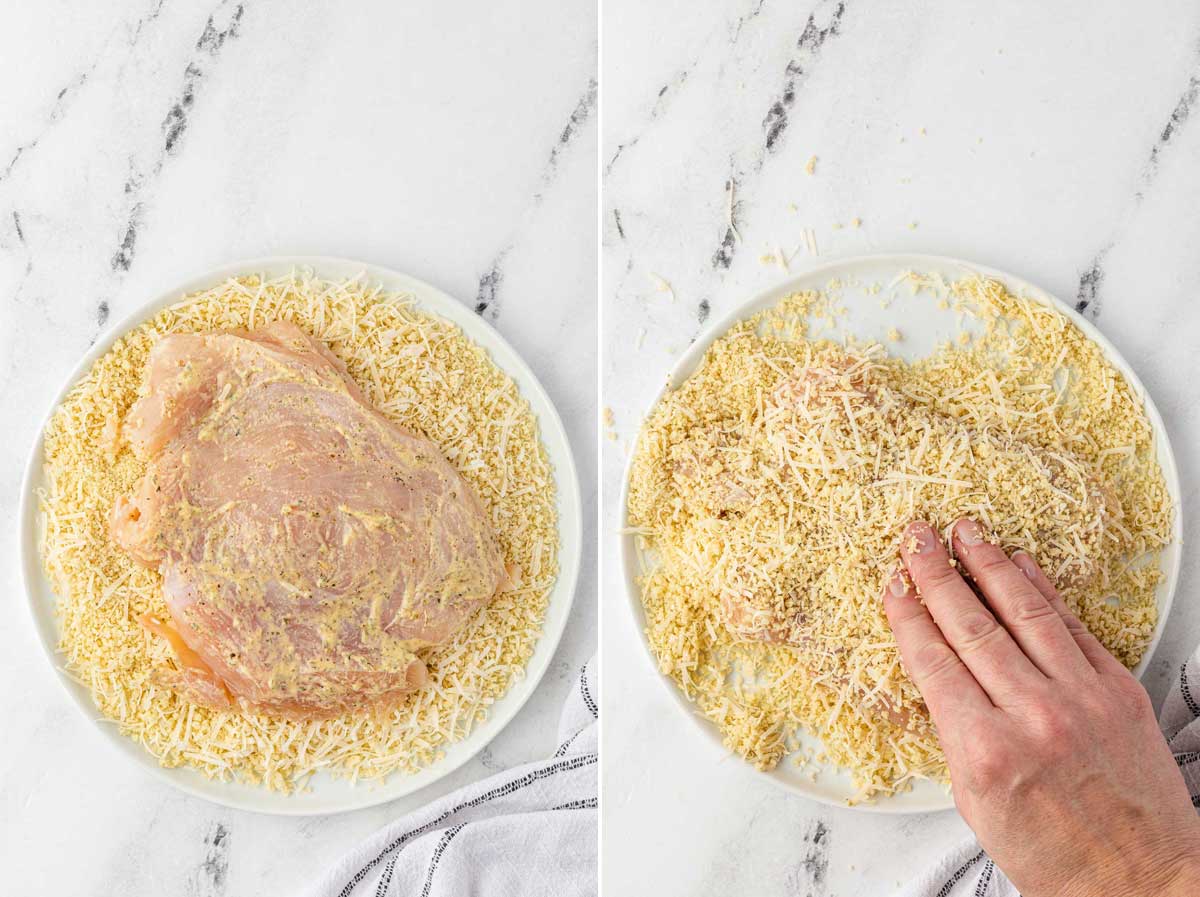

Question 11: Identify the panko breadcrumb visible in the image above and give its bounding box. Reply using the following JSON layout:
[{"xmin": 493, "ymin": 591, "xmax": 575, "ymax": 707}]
[
  {"xmin": 39, "ymin": 271, "xmax": 558, "ymax": 792},
  {"xmin": 627, "ymin": 274, "xmax": 1172, "ymax": 801}
]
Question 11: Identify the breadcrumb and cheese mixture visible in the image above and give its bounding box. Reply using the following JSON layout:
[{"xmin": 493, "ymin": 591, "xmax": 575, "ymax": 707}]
[
  {"xmin": 627, "ymin": 274, "xmax": 1172, "ymax": 801},
  {"xmin": 39, "ymin": 272, "xmax": 558, "ymax": 791}
]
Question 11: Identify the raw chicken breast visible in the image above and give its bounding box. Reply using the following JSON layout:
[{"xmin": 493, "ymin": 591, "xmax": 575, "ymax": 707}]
[{"xmin": 110, "ymin": 321, "xmax": 507, "ymax": 719}]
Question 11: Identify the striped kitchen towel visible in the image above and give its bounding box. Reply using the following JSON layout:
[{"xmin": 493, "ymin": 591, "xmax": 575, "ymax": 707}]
[
  {"xmin": 304, "ymin": 657, "xmax": 597, "ymax": 897},
  {"xmin": 897, "ymin": 646, "xmax": 1200, "ymax": 897}
]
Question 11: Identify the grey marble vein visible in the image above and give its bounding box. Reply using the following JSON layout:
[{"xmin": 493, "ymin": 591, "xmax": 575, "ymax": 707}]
[
  {"xmin": 110, "ymin": 202, "xmax": 144, "ymax": 272},
  {"xmin": 706, "ymin": 1, "xmax": 850, "ymax": 282},
  {"xmin": 786, "ymin": 819, "xmax": 830, "ymax": 897},
  {"xmin": 1074, "ymin": 251, "xmax": 1107, "ymax": 316},
  {"xmin": 1076, "ymin": 51, "xmax": 1200, "ymax": 319},
  {"xmin": 109, "ymin": 0, "xmax": 247, "ymax": 275},
  {"xmin": 162, "ymin": 63, "xmax": 202, "ymax": 156},
  {"xmin": 8, "ymin": 210, "xmax": 33, "ymax": 302},
  {"xmin": 474, "ymin": 253, "xmax": 505, "ymax": 319},
  {"xmin": 539, "ymin": 77, "xmax": 599, "ymax": 198},
  {"xmin": 711, "ymin": 172, "xmax": 742, "ymax": 270},
  {"xmin": 1146, "ymin": 72, "xmax": 1200, "ymax": 182},
  {"xmin": 0, "ymin": 0, "xmax": 178, "ymax": 191},
  {"xmin": 761, "ymin": 0, "xmax": 848, "ymax": 156},
  {"xmin": 731, "ymin": 0, "xmax": 767, "ymax": 42},
  {"xmin": 476, "ymin": 745, "xmax": 506, "ymax": 772},
  {"xmin": 161, "ymin": 0, "xmax": 246, "ymax": 158},
  {"xmin": 0, "ymin": 63, "xmax": 97, "ymax": 184},
  {"xmin": 609, "ymin": 0, "xmax": 856, "ymax": 331},
  {"xmin": 604, "ymin": 137, "xmax": 638, "ymax": 176},
  {"xmin": 189, "ymin": 823, "xmax": 231, "ymax": 897},
  {"xmin": 128, "ymin": 0, "xmax": 170, "ymax": 45},
  {"xmin": 603, "ymin": 60, "xmax": 695, "ymax": 177},
  {"xmin": 477, "ymin": 73, "xmax": 597, "ymax": 321}
]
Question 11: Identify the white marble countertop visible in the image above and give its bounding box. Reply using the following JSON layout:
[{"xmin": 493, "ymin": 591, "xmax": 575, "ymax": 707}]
[
  {"xmin": 601, "ymin": 1, "xmax": 1200, "ymax": 894},
  {"xmin": 0, "ymin": 2, "xmax": 595, "ymax": 895}
]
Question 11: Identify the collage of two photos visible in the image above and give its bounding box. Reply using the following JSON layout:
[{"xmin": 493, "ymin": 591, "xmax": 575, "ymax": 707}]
[{"xmin": 5, "ymin": 1, "xmax": 1200, "ymax": 895}]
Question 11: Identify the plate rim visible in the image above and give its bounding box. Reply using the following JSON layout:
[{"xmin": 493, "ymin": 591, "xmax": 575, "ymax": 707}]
[
  {"xmin": 19, "ymin": 254, "xmax": 584, "ymax": 816},
  {"xmin": 617, "ymin": 251, "xmax": 1183, "ymax": 815}
]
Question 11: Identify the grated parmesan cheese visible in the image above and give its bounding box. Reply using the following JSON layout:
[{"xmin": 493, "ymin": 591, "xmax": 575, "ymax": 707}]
[
  {"xmin": 627, "ymin": 275, "xmax": 1172, "ymax": 799},
  {"xmin": 39, "ymin": 271, "xmax": 558, "ymax": 792}
]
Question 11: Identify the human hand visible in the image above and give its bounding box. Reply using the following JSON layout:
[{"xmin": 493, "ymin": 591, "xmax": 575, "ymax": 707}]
[{"xmin": 884, "ymin": 519, "xmax": 1200, "ymax": 897}]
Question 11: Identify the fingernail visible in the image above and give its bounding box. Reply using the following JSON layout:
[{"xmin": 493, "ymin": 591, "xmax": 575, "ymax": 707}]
[
  {"xmin": 905, "ymin": 522, "xmax": 937, "ymax": 554},
  {"xmin": 1011, "ymin": 551, "xmax": 1035, "ymax": 579},
  {"xmin": 955, "ymin": 519, "xmax": 984, "ymax": 545},
  {"xmin": 889, "ymin": 572, "xmax": 911, "ymax": 597}
]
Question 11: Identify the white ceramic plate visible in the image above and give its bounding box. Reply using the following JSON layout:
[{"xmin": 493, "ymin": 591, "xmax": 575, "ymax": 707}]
[
  {"xmin": 19, "ymin": 256, "xmax": 583, "ymax": 815},
  {"xmin": 619, "ymin": 253, "xmax": 1182, "ymax": 814}
]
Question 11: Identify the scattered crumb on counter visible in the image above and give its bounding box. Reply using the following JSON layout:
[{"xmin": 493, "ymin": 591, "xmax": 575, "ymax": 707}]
[{"xmin": 650, "ymin": 273, "xmax": 676, "ymax": 302}]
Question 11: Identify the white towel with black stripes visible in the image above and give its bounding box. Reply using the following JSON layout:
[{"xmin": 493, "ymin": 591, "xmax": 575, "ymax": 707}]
[
  {"xmin": 896, "ymin": 646, "xmax": 1200, "ymax": 897},
  {"xmin": 302, "ymin": 657, "xmax": 598, "ymax": 897}
]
